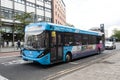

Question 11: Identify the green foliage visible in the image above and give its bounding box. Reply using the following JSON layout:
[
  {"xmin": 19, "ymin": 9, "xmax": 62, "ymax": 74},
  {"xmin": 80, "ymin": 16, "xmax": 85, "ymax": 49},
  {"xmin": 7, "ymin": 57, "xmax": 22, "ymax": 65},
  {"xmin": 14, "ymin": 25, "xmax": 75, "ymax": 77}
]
[
  {"xmin": 13, "ymin": 12, "xmax": 33, "ymax": 33},
  {"xmin": 0, "ymin": 16, "xmax": 4, "ymax": 26},
  {"xmin": 112, "ymin": 29, "xmax": 120, "ymax": 41},
  {"xmin": 0, "ymin": 16, "xmax": 4, "ymax": 34},
  {"xmin": 0, "ymin": 16, "xmax": 4, "ymax": 19},
  {"xmin": 14, "ymin": 12, "xmax": 33, "ymax": 26},
  {"xmin": 11, "ymin": 12, "xmax": 33, "ymax": 44}
]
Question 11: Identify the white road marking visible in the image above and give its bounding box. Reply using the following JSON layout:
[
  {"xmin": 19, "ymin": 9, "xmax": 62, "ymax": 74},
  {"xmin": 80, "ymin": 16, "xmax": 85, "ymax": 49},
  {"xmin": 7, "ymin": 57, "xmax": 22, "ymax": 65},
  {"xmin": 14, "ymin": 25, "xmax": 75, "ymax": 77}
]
[
  {"xmin": 0, "ymin": 75, "xmax": 9, "ymax": 80},
  {"xmin": 1, "ymin": 60, "xmax": 31, "ymax": 66},
  {"xmin": 69, "ymin": 62, "xmax": 79, "ymax": 65},
  {"xmin": 0, "ymin": 55, "xmax": 19, "ymax": 59}
]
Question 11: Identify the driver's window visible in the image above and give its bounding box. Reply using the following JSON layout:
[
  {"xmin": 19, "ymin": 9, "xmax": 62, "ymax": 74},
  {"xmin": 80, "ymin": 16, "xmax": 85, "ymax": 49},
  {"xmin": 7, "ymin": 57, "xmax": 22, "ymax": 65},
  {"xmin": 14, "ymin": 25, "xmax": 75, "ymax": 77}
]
[{"xmin": 45, "ymin": 32, "xmax": 49, "ymax": 47}]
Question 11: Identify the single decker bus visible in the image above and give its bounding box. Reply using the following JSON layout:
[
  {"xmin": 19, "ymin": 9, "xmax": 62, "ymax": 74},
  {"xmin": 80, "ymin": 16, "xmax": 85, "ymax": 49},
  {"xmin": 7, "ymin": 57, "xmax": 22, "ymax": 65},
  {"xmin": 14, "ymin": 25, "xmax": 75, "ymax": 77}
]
[{"xmin": 21, "ymin": 22, "xmax": 105, "ymax": 65}]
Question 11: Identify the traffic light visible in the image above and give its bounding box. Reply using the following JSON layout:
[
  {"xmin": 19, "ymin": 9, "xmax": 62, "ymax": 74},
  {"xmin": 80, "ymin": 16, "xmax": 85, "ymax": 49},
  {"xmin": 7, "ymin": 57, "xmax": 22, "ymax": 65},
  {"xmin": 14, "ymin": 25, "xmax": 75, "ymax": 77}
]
[{"xmin": 100, "ymin": 24, "xmax": 104, "ymax": 33}]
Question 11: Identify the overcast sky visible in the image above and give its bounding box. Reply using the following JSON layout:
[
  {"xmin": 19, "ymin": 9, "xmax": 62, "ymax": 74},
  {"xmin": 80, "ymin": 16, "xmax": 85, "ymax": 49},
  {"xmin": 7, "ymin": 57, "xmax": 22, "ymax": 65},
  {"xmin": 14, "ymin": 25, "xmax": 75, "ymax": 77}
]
[{"xmin": 63, "ymin": 0, "xmax": 120, "ymax": 37}]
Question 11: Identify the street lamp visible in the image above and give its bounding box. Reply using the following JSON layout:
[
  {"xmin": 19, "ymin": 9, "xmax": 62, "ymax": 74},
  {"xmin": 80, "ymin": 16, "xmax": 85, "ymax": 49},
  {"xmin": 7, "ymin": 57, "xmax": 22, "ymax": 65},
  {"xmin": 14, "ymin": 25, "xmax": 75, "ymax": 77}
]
[
  {"xmin": 12, "ymin": 0, "xmax": 15, "ymax": 46},
  {"xmin": 43, "ymin": 0, "xmax": 48, "ymax": 22},
  {"xmin": 0, "ymin": 0, "xmax": 1, "ymax": 19}
]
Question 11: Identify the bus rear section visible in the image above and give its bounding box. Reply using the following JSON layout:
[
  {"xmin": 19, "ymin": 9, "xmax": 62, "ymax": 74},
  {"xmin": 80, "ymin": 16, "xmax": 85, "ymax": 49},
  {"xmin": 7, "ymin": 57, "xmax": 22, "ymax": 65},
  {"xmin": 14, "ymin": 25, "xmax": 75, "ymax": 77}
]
[{"xmin": 62, "ymin": 33, "xmax": 104, "ymax": 61}]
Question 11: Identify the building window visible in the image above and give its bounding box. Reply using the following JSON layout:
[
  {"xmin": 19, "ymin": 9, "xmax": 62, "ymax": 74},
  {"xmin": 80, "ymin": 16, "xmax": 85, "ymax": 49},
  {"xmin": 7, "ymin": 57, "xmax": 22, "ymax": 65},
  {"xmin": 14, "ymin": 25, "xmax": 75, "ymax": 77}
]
[
  {"xmin": 26, "ymin": 1, "xmax": 35, "ymax": 8},
  {"xmin": 56, "ymin": 19, "xmax": 57, "ymax": 24},
  {"xmin": 45, "ymin": 1, "xmax": 51, "ymax": 5},
  {"xmin": 1, "ymin": 7, "xmax": 25, "ymax": 20},
  {"xmin": 36, "ymin": 5, "xmax": 43, "ymax": 10},
  {"xmin": 55, "ymin": 12, "xmax": 57, "ymax": 15},
  {"xmin": 2, "ymin": 9, "xmax": 9, "ymax": 19},
  {"xmin": 45, "ymin": 17, "xmax": 51, "ymax": 22},
  {"xmin": 14, "ymin": 0, "xmax": 25, "ymax": 4},
  {"xmin": 45, "ymin": 8, "xmax": 51, "ymax": 12},
  {"xmin": 37, "ymin": 0, "xmax": 43, "ymax": 1}
]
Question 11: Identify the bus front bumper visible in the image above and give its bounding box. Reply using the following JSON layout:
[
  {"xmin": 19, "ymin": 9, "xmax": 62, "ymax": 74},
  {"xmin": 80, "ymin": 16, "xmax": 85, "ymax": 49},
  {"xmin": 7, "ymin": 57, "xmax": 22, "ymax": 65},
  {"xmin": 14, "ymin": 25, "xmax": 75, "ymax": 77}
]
[{"xmin": 22, "ymin": 54, "xmax": 50, "ymax": 65}]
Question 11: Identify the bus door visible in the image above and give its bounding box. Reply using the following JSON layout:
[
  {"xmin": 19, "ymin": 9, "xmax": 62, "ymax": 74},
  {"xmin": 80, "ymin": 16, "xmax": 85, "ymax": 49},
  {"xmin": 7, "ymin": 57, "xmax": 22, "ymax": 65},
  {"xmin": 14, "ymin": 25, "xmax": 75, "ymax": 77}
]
[{"xmin": 50, "ymin": 31, "xmax": 63, "ymax": 62}]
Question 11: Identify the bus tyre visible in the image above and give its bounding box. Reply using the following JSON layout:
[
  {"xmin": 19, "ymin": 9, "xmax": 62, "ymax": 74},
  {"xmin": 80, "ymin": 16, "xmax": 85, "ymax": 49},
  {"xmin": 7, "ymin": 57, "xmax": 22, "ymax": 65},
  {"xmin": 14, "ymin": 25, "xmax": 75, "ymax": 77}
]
[{"xmin": 65, "ymin": 53, "xmax": 71, "ymax": 62}]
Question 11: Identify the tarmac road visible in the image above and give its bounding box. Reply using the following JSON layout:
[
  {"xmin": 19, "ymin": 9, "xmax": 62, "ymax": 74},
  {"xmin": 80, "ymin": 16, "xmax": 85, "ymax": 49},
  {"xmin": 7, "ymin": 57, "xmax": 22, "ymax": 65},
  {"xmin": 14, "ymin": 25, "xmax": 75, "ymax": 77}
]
[{"xmin": 0, "ymin": 43, "xmax": 119, "ymax": 80}]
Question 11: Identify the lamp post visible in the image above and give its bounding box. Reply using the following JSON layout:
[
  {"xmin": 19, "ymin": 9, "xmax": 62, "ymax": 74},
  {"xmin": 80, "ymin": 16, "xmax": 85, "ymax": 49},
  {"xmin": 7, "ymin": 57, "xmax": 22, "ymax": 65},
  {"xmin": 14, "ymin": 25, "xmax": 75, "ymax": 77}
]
[
  {"xmin": 43, "ymin": 0, "xmax": 48, "ymax": 22},
  {"xmin": 34, "ymin": 0, "xmax": 37, "ymax": 22},
  {"xmin": 12, "ymin": 0, "xmax": 15, "ymax": 46},
  {"xmin": 0, "ymin": 0, "xmax": 1, "ymax": 18}
]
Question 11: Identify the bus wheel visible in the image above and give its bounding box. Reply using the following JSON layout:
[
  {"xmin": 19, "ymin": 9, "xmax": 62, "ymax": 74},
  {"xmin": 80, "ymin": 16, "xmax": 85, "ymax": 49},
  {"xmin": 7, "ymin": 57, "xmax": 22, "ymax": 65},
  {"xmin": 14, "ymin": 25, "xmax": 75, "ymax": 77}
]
[{"xmin": 65, "ymin": 53, "xmax": 71, "ymax": 62}]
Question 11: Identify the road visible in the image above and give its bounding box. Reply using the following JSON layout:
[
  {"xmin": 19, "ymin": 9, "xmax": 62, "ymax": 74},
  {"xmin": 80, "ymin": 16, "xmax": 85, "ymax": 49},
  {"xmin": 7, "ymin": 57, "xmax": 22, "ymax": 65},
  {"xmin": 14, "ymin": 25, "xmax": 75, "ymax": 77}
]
[{"xmin": 0, "ymin": 43, "xmax": 120, "ymax": 80}]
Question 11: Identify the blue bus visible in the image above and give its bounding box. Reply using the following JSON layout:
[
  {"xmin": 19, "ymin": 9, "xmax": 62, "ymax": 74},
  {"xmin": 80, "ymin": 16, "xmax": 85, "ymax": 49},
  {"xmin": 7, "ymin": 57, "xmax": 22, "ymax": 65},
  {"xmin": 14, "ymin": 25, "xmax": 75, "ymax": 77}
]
[{"xmin": 22, "ymin": 22, "xmax": 104, "ymax": 65}]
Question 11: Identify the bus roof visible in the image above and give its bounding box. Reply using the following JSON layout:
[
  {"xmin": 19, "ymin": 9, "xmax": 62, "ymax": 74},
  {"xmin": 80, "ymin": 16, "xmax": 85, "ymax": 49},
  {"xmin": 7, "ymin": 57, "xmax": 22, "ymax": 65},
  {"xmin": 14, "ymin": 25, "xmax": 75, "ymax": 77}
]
[{"xmin": 27, "ymin": 22, "xmax": 103, "ymax": 36}]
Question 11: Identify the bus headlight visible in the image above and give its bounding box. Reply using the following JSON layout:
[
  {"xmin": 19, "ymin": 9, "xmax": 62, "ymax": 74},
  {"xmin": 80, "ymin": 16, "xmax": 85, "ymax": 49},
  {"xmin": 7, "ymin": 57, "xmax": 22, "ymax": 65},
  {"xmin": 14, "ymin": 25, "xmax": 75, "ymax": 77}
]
[
  {"xmin": 22, "ymin": 52, "xmax": 25, "ymax": 56},
  {"xmin": 37, "ymin": 49, "xmax": 49, "ymax": 58},
  {"xmin": 37, "ymin": 52, "xmax": 45, "ymax": 58}
]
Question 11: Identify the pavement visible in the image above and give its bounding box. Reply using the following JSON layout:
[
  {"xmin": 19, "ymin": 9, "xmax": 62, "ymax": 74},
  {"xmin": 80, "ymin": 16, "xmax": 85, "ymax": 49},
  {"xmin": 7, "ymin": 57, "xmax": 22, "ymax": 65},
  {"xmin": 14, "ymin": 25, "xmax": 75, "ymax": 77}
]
[
  {"xmin": 0, "ymin": 51, "xmax": 20, "ymax": 58},
  {"xmin": 0, "ymin": 47, "xmax": 20, "ymax": 52},
  {"xmin": 56, "ymin": 51, "xmax": 120, "ymax": 80},
  {"xmin": 0, "ymin": 47, "xmax": 20, "ymax": 58}
]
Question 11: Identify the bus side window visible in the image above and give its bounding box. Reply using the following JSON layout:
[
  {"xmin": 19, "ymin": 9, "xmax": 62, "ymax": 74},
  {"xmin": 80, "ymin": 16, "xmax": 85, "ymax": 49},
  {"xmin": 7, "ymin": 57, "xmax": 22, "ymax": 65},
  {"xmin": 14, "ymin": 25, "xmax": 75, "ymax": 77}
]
[
  {"xmin": 69, "ymin": 36, "xmax": 74, "ymax": 45},
  {"xmin": 64, "ymin": 36, "xmax": 69, "ymax": 46},
  {"xmin": 58, "ymin": 34, "xmax": 63, "ymax": 46},
  {"xmin": 64, "ymin": 33, "xmax": 74, "ymax": 46},
  {"xmin": 74, "ymin": 34, "xmax": 82, "ymax": 45},
  {"xmin": 82, "ymin": 34, "xmax": 88, "ymax": 45}
]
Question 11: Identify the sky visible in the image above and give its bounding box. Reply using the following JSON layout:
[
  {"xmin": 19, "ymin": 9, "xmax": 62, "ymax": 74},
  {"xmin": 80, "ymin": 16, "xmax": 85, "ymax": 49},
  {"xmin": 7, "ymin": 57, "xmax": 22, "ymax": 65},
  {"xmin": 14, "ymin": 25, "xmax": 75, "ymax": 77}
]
[{"xmin": 63, "ymin": 0, "xmax": 120, "ymax": 37}]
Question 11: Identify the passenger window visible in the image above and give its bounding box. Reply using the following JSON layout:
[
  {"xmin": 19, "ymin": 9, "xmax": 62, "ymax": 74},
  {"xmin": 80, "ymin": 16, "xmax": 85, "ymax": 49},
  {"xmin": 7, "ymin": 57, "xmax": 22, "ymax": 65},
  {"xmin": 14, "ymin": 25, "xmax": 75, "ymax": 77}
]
[{"xmin": 64, "ymin": 33, "xmax": 74, "ymax": 46}]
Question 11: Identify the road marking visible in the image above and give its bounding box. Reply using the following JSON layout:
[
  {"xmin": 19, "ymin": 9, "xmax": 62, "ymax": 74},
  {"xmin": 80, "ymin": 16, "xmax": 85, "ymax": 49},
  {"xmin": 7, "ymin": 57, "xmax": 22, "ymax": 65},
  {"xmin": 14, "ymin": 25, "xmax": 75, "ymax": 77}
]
[
  {"xmin": 1, "ymin": 60, "xmax": 31, "ymax": 66},
  {"xmin": 69, "ymin": 62, "xmax": 78, "ymax": 65},
  {"xmin": 0, "ymin": 75, "xmax": 9, "ymax": 80},
  {"xmin": 0, "ymin": 55, "xmax": 19, "ymax": 59}
]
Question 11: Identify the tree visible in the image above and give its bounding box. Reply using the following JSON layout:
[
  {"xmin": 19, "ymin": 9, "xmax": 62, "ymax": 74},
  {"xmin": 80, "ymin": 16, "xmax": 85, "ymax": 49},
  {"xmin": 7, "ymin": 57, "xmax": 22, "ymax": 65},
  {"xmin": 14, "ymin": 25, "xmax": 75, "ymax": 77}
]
[
  {"xmin": 0, "ymin": 16, "xmax": 4, "ymax": 31},
  {"xmin": 0, "ymin": 16, "xmax": 5, "ymax": 47},
  {"xmin": 14, "ymin": 12, "xmax": 33, "ymax": 32},
  {"xmin": 0, "ymin": 16, "xmax": 4, "ymax": 38},
  {"xmin": 11, "ymin": 12, "xmax": 33, "ymax": 46},
  {"xmin": 112, "ymin": 29, "xmax": 120, "ymax": 41}
]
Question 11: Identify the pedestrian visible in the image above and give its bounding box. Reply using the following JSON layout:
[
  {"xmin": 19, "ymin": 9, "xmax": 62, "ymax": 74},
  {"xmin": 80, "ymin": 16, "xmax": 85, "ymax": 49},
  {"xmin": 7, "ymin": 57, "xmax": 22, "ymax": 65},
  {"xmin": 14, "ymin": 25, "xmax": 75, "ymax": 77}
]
[
  {"xmin": 17, "ymin": 40, "xmax": 21, "ymax": 50},
  {"xmin": 6, "ymin": 40, "xmax": 9, "ymax": 47}
]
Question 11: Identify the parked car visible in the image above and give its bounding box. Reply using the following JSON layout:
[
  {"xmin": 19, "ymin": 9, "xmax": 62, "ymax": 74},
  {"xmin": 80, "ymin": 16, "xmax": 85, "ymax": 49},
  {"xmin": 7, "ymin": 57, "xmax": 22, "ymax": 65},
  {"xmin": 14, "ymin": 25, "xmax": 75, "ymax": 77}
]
[{"xmin": 105, "ymin": 41, "xmax": 116, "ymax": 49}]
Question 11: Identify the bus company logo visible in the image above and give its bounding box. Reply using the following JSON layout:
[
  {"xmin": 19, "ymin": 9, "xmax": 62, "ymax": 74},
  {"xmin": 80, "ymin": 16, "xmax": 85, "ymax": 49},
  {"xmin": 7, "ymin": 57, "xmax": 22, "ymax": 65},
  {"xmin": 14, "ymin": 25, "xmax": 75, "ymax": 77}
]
[
  {"xmin": 29, "ymin": 51, "xmax": 33, "ymax": 55},
  {"xmin": 28, "ymin": 51, "xmax": 33, "ymax": 57}
]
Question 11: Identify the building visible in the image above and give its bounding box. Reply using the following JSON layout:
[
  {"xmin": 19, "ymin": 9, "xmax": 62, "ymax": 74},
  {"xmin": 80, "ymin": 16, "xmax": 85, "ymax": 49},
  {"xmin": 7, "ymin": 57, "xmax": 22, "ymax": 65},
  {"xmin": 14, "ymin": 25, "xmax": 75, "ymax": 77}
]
[
  {"xmin": 0, "ymin": 0, "xmax": 66, "ymax": 47},
  {"xmin": 0, "ymin": 0, "xmax": 52, "ymax": 42},
  {"xmin": 52, "ymin": 0, "xmax": 66, "ymax": 25}
]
